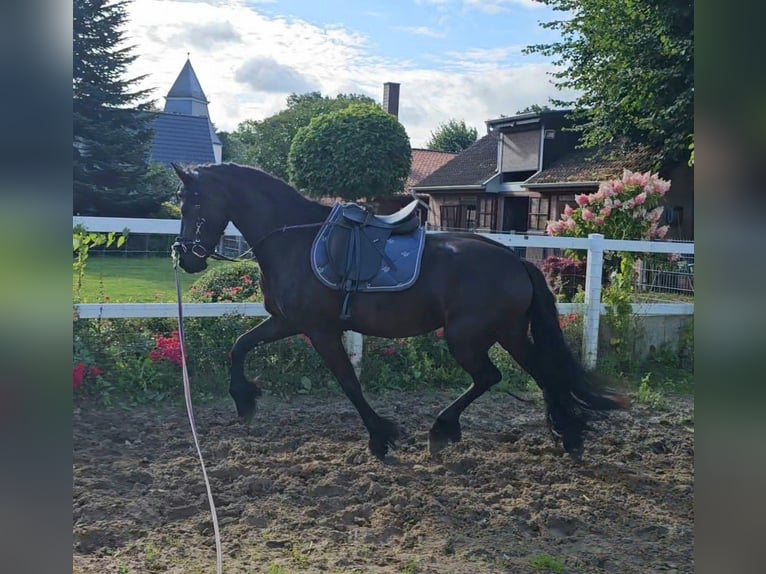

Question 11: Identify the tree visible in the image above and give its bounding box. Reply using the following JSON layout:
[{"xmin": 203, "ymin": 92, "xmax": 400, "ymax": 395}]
[
  {"xmin": 516, "ymin": 104, "xmax": 553, "ymax": 114},
  {"xmin": 143, "ymin": 163, "xmax": 181, "ymax": 217},
  {"xmin": 73, "ymin": 0, "xmax": 161, "ymax": 216},
  {"xmin": 288, "ymin": 104, "xmax": 411, "ymax": 201},
  {"xmin": 236, "ymin": 92, "xmax": 376, "ymax": 181},
  {"xmin": 525, "ymin": 0, "xmax": 693, "ymax": 166},
  {"xmin": 425, "ymin": 119, "xmax": 478, "ymax": 153},
  {"xmin": 216, "ymin": 131, "xmax": 248, "ymax": 164}
]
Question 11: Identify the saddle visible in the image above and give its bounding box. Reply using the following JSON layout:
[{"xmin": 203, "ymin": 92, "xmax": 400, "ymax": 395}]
[{"xmin": 311, "ymin": 200, "xmax": 427, "ymax": 319}]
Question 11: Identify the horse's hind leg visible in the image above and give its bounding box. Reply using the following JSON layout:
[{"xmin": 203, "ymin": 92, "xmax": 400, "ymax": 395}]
[
  {"xmin": 229, "ymin": 316, "xmax": 298, "ymax": 424},
  {"xmin": 429, "ymin": 331, "xmax": 502, "ymax": 455},
  {"xmin": 308, "ymin": 331, "xmax": 399, "ymax": 460}
]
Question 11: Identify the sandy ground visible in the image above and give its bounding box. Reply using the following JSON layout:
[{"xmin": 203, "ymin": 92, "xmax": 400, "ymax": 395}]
[{"xmin": 73, "ymin": 388, "xmax": 693, "ymax": 573}]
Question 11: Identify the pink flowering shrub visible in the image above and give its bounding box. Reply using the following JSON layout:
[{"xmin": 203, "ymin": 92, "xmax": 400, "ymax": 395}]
[
  {"xmin": 546, "ymin": 169, "xmax": 671, "ymax": 241},
  {"xmin": 188, "ymin": 261, "xmax": 261, "ymax": 303}
]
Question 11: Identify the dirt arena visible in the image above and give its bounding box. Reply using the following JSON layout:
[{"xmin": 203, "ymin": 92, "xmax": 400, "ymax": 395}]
[{"xmin": 73, "ymin": 388, "xmax": 694, "ymax": 573}]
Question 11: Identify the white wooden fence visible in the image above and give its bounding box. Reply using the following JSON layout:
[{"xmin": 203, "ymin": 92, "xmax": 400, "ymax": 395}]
[{"xmin": 73, "ymin": 217, "xmax": 694, "ymax": 370}]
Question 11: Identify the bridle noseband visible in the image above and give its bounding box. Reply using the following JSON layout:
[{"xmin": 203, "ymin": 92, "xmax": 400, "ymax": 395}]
[{"xmin": 172, "ymin": 208, "xmax": 213, "ymax": 260}]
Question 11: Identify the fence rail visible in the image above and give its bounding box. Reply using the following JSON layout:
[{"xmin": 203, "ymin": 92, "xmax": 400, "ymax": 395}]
[{"xmin": 73, "ymin": 217, "xmax": 694, "ymax": 369}]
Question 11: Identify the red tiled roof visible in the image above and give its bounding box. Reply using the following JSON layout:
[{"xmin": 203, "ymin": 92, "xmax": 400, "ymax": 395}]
[
  {"xmin": 413, "ymin": 132, "xmax": 499, "ymax": 190},
  {"xmin": 405, "ymin": 148, "xmax": 458, "ymax": 192}
]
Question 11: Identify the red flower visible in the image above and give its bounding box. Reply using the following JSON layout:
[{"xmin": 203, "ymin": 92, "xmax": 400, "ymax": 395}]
[
  {"xmin": 150, "ymin": 331, "xmax": 184, "ymax": 367},
  {"xmin": 73, "ymin": 362, "xmax": 86, "ymax": 390},
  {"xmin": 88, "ymin": 366, "xmax": 102, "ymax": 378},
  {"xmin": 435, "ymin": 328, "xmax": 444, "ymax": 339},
  {"xmin": 383, "ymin": 347, "xmax": 397, "ymax": 356},
  {"xmin": 559, "ymin": 314, "xmax": 579, "ymax": 329},
  {"xmin": 242, "ymin": 274, "xmax": 253, "ymax": 285}
]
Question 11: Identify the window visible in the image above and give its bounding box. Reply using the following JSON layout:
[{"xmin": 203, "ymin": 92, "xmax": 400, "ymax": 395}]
[
  {"xmin": 528, "ymin": 196, "xmax": 550, "ymax": 231},
  {"xmin": 440, "ymin": 205, "xmax": 461, "ymax": 230},
  {"xmin": 438, "ymin": 196, "xmax": 497, "ymax": 231},
  {"xmin": 477, "ymin": 197, "xmax": 497, "ymax": 230},
  {"xmin": 464, "ymin": 205, "xmax": 477, "ymax": 231},
  {"xmin": 554, "ymin": 194, "xmax": 576, "ymax": 219}
]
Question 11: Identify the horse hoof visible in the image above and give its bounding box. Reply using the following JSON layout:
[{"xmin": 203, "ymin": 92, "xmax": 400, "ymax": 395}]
[
  {"xmin": 368, "ymin": 418, "xmax": 400, "ymax": 460},
  {"xmin": 369, "ymin": 438, "xmax": 389, "ymax": 461},
  {"xmin": 428, "ymin": 418, "xmax": 461, "ymax": 456},
  {"xmin": 236, "ymin": 401, "xmax": 257, "ymax": 427},
  {"xmin": 428, "ymin": 432, "xmax": 450, "ymax": 456},
  {"xmin": 563, "ymin": 437, "xmax": 584, "ymax": 462}
]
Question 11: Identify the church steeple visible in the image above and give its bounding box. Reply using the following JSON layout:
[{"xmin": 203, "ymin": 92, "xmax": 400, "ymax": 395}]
[{"xmin": 163, "ymin": 57, "xmax": 210, "ymax": 117}]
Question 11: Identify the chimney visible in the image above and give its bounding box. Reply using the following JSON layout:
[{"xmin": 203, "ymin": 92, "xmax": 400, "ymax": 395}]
[{"xmin": 383, "ymin": 82, "xmax": 400, "ymax": 118}]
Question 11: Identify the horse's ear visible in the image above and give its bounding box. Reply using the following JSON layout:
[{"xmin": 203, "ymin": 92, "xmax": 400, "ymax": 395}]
[{"xmin": 171, "ymin": 163, "xmax": 197, "ymax": 187}]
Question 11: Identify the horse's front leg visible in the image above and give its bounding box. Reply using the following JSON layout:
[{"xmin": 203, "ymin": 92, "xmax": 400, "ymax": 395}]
[
  {"xmin": 230, "ymin": 316, "xmax": 298, "ymax": 424},
  {"xmin": 308, "ymin": 331, "xmax": 399, "ymax": 460}
]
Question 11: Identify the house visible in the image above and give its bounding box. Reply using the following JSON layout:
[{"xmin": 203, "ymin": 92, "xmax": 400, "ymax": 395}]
[
  {"xmin": 149, "ymin": 58, "xmax": 222, "ymax": 166},
  {"xmin": 413, "ymin": 109, "xmax": 694, "ymax": 242}
]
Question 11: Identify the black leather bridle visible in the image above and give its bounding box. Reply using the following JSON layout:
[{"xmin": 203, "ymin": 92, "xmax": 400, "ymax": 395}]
[
  {"xmin": 173, "ymin": 214, "xmax": 211, "ymax": 259},
  {"xmin": 171, "ymin": 198, "xmax": 239, "ymax": 262}
]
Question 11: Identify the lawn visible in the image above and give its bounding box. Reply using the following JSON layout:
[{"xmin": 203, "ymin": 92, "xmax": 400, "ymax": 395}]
[{"xmin": 73, "ymin": 255, "xmax": 225, "ymax": 303}]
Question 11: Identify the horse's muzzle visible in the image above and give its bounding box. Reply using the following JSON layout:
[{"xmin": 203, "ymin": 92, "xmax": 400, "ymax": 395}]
[{"xmin": 173, "ymin": 240, "xmax": 208, "ymax": 273}]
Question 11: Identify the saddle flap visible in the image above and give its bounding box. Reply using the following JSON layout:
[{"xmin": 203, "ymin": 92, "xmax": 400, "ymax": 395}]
[{"xmin": 326, "ymin": 225, "xmax": 391, "ymax": 283}]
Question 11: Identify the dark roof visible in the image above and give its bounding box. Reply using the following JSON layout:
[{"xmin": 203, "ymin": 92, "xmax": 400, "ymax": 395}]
[
  {"xmin": 405, "ymin": 149, "xmax": 457, "ymax": 191},
  {"xmin": 149, "ymin": 113, "xmax": 216, "ymax": 165},
  {"xmin": 527, "ymin": 143, "xmax": 658, "ymax": 185},
  {"xmin": 167, "ymin": 59, "xmax": 208, "ymax": 102},
  {"xmin": 413, "ymin": 131, "xmax": 499, "ymax": 190}
]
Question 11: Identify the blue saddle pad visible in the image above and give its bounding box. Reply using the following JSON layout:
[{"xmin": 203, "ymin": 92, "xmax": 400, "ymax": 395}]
[{"xmin": 311, "ymin": 204, "xmax": 426, "ymax": 292}]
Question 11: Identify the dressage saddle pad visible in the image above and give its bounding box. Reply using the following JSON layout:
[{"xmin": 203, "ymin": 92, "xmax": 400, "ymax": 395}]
[{"xmin": 311, "ymin": 201, "xmax": 426, "ymax": 294}]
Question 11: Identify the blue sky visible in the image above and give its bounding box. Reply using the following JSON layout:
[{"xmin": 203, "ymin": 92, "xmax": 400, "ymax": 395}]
[{"xmin": 125, "ymin": 0, "xmax": 574, "ymax": 147}]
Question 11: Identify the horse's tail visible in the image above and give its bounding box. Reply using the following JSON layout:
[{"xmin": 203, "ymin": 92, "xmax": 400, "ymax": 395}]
[{"xmin": 521, "ymin": 259, "xmax": 629, "ymax": 455}]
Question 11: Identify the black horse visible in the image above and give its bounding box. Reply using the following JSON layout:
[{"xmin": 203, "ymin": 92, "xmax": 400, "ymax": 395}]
[{"xmin": 171, "ymin": 163, "xmax": 628, "ymax": 460}]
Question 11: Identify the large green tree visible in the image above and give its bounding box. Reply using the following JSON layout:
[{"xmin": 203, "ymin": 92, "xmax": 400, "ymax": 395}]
[
  {"xmin": 216, "ymin": 131, "xmax": 248, "ymax": 164},
  {"xmin": 73, "ymin": 0, "xmax": 158, "ymax": 216},
  {"xmin": 288, "ymin": 104, "xmax": 411, "ymax": 201},
  {"xmin": 425, "ymin": 119, "xmax": 478, "ymax": 153},
  {"xmin": 235, "ymin": 92, "xmax": 376, "ymax": 181},
  {"xmin": 525, "ymin": 0, "xmax": 693, "ymax": 166}
]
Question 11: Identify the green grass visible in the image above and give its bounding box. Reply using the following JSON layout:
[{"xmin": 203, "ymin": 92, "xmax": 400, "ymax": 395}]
[
  {"xmin": 529, "ymin": 554, "xmax": 565, "ymax": 573},
  {"xmin": 73, "ymin": 255, "xmax": 225, "ymax": 303}
]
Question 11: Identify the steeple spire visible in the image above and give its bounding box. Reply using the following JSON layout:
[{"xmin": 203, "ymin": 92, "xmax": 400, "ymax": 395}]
[{"xmin": 164, "ymin": 58, "xmax": 210, "ymax": 116}]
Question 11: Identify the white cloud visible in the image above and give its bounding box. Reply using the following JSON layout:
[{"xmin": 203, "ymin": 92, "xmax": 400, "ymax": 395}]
[
  {"xmin": 170, "ymin": 20, "xmax": 242, "ymax": 48},
  {"xmin": 462, "ymin": 0, "xmax": 543, "ymax": 13},
  {"xmin": 125, "ymin": 0, "xmax": 571, "ymax": 146},
  {"xmin": 395, "ymin": 26, "xmax": 447, "ymax": 39},
  {"xmin": 235, "ymin": 57, "xmax": 317, "ymax": 93}
]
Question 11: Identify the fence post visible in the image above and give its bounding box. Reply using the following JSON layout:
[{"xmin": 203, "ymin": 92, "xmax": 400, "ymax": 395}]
[
  {"xmin": 582, "ymin": 233, "xmax": 604, "ymax": 370},
  {"xmin": 343, "ymin": 331, "xmax": 364, "ymax": 378}
]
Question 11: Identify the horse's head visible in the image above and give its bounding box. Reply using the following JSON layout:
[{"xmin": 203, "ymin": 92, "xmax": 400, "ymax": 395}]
[{"xmin": 171, "ymin": 163, "xmax": 230, "ymax": 273}]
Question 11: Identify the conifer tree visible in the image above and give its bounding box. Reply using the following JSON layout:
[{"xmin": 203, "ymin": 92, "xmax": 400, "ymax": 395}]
[{"xmin": 73, "ymin": 0, "xmax": 159, "ymax": 216}]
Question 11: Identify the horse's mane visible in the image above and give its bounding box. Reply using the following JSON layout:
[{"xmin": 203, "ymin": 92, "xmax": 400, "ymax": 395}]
[{"xmin": 198, "ymin": 163, "xmax": 316, "ymax": 205}]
